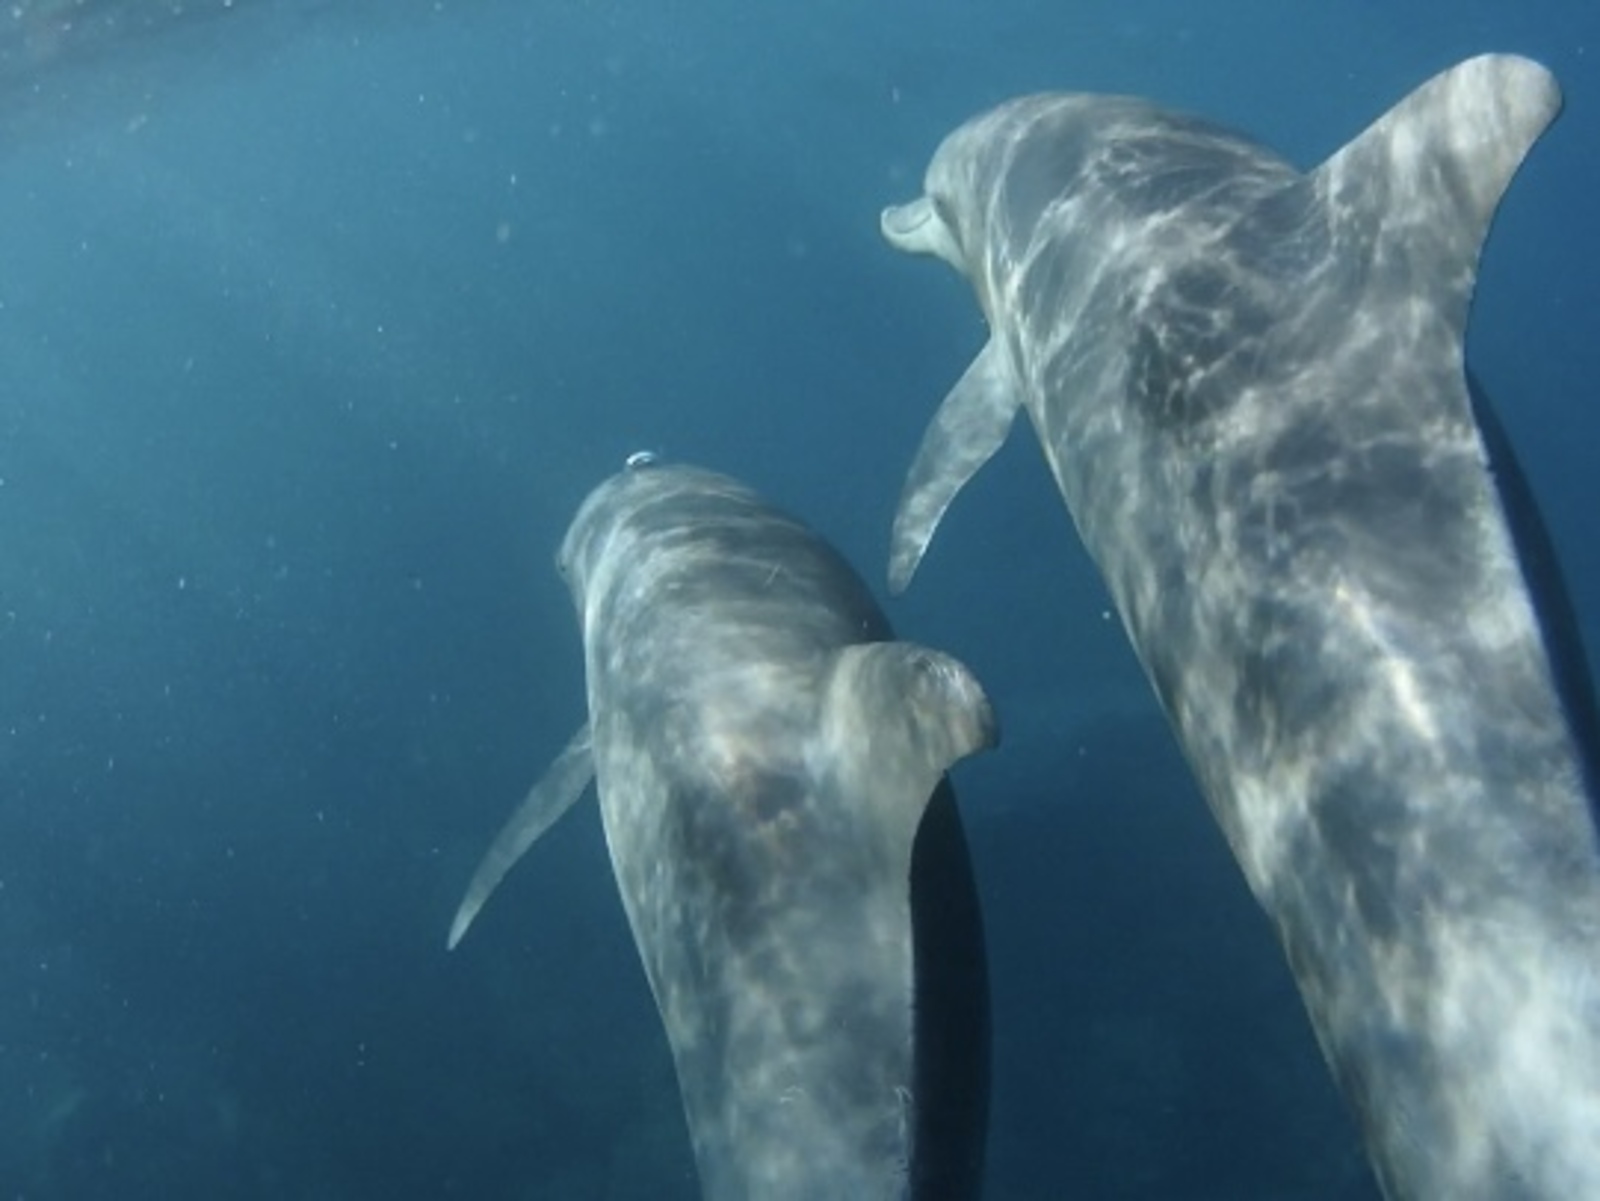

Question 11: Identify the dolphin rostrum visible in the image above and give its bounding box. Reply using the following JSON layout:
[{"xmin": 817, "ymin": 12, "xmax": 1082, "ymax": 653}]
[
  {"xmin": 881, "ymin": 54, "xmax": 1600, "ymax": 1199},
  {"xmin": 450, "ymin": 459, "xmax": 996, "ymax": 1199}
]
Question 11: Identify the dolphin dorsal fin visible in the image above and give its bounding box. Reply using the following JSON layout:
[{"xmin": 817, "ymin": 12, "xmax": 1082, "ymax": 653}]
[
  {"xmin": 816, "ymin": 642, "xmax": 998, "ymax": 859},
  {"xmin": 447, "ymin": 722, "xmax": 595, "ymax": 950},
  {"xmin": 888, "ymin": 337, "xmax": 1021, "ymax": 594},
  {"xmin": 1313, "ymin": 54, "xmax": 1561, "ymax": 331}
]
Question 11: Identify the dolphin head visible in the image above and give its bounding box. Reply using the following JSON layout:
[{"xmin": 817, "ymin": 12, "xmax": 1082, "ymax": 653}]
[
  {"xmin": 880, "ymin": 119, "xmax": 988, "ymax": 276},
  {"xmin": 557, "ymin": 453, "xmax": 668, "ymax": 620},
  {"xmin": 556, "ymin": 459, "xmax": 763, "ymax": 627},
  {"xmin": 881, "ymin": 95, "xmax": 1103, "ymax": 322}
]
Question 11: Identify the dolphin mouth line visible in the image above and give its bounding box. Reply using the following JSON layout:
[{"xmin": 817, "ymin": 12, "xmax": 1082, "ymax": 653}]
[{"xmin": 881, "ymin": 200, "xmax": 934, "ymax": 243}]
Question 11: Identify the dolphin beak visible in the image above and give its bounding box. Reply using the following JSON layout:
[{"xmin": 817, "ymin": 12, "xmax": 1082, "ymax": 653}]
[
  {"xmin": 881, "ymin": 198, "xmax": 934, "ymax": 243},
  {"xmin": 881, "ymin": 197, "xmax": 963, "ymax": 269}
]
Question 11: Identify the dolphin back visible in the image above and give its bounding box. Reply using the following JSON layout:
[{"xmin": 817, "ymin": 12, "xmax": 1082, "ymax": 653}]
[{"xmin": 629, "ymin": 640, "xmax": 995, "ymax": 1201}]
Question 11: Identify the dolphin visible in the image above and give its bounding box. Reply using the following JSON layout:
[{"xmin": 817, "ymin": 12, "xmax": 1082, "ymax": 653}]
[
  {"xmin": 880, "ymin": 54, "xmax": 1600, "ymax": 1199},
  {"xmin": 448, "ymin": 459, "xmax": 997, "ymax": 1200}
]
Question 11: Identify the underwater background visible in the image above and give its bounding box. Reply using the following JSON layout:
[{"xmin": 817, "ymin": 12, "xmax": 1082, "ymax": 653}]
[{"xmin": 1, "ymin": 1, "xmax": 1596, "ymax": 1197}]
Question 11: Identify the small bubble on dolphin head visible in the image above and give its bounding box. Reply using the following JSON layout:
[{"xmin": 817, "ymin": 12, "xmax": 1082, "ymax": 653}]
[{"xmin": 624, "ymin": 449, "xmax": 659, "ymax": 470}]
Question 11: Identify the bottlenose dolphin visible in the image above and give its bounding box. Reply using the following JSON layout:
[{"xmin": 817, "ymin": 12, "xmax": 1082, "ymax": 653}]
[
  {"xmin": 449, "ymin": 459, "xmax": 996, "ymax": 1200},
  {"xmin": 880, "ymin": 54, "xmax": 1600, "ymax": 1199}
]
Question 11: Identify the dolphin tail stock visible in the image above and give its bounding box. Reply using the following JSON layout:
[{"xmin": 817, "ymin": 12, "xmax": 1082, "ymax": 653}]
[
  {"xmin": 888, "ymin": 337, "xmax": 1022, "ymax": 594},
  {"xmin": 818, "ymin": 642, "xmax": 998, "ymax": 854},
  {"xmin": 446, "ymin": 722, "xmax": 595, "ymax": 951},
  {"xmin": 1313, "ymin": 54, "xmax": 1562, "ymax": 332}
]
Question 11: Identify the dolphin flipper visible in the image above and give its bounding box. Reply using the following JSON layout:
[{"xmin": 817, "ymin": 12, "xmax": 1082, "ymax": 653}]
[
  {"xmin": 447, "ymin": 722, "xmax": 595, "ymax": 950},
  {"xmin": 889, "ymin": 337, "xmax": 1021, "ymax": 594}
]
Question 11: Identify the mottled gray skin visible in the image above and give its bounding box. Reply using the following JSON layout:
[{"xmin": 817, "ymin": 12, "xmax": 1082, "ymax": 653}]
[
  {"xmin": 882, "ymin": 55, "xmax": 1600, "ymax": 1199},
  {"xmin": 451, "ymin": 462, "xmax": 996, "ymax": 1200}
]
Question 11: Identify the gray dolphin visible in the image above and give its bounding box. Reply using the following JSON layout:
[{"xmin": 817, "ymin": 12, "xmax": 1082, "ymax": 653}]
[
  {"xmin": 449, "ymin": 459, "xmax": 996, "ymax": 1200},
  {"xmin": 880, "ymin": 54, "xmax": 1600, "ymax": 1199}
]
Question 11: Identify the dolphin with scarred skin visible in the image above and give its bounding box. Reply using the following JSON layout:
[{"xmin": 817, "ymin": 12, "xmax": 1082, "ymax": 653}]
[
  {"xmin": 449, "ymin": 458, "xmax": 996, "ymax": 1200},
  {"xmin": 880, "ymin": 54, "xmax": 1600, "ymax": 1199}
]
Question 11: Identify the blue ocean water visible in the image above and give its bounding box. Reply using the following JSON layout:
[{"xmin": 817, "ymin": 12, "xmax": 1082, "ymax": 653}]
[{"xmin": 0, "ymin": 2, "xmax": 1595, "ymax": 1197}]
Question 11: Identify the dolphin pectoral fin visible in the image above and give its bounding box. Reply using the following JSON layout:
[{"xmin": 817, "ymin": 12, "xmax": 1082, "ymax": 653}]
[
  {"xmin": 446, "ymin": 722, "xmax": 595, "ymax": 951},
  {"xmin": 889, "ymin": 337, "xmax": 1021, "ymax": 594},
  {"xmin": 1313, "ymin": 54, "xmax": 1561, "ymax": 333},
  {"xmin": 820, "ymin": 643, "xmax": 998, "ymax": 852}
]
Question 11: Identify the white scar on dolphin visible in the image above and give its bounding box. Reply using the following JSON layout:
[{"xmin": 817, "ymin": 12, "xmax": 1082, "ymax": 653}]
[
  {"xmin": 449, "ymin": 459, "xmax": 996, "ymax": 1200},
  {"xmin": 881, "ymin": 54, "xmax": 1600, "ymax": 1199}
]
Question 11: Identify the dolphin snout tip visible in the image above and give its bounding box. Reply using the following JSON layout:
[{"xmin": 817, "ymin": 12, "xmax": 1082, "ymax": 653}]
[{"xmin": 879, "ymin": 200, "xmax": 922, "ymax": 241}]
